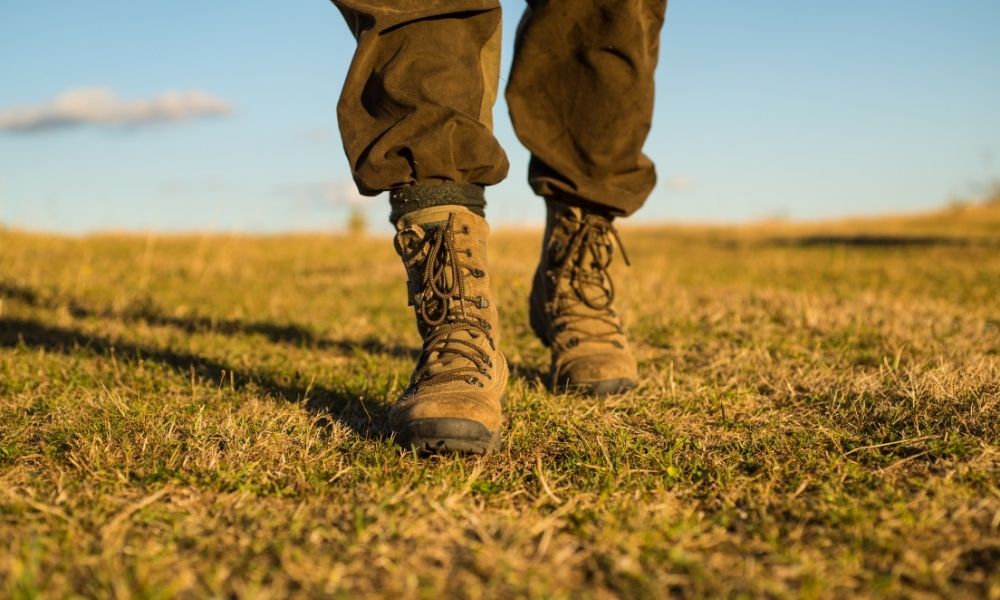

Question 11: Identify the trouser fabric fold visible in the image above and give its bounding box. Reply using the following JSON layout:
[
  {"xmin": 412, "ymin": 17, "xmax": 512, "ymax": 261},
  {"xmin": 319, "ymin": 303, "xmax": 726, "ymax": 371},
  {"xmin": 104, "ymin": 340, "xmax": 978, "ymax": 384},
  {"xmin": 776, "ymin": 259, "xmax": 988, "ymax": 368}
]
[{"xmin": 333, "ymin": 0, "xmax": 667, "ymax": 217}]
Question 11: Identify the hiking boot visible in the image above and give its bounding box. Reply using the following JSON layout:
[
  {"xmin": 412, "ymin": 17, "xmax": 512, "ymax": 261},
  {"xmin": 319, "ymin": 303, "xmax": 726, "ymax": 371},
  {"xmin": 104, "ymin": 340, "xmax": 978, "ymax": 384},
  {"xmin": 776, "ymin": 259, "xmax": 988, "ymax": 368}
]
[
  {"xmin": 390, "ymin": 205, "xmax": 508, "ymax": 454},
  {"xmin": 529, "ymin": 199, "xmax": 638, "ymax": 396}
]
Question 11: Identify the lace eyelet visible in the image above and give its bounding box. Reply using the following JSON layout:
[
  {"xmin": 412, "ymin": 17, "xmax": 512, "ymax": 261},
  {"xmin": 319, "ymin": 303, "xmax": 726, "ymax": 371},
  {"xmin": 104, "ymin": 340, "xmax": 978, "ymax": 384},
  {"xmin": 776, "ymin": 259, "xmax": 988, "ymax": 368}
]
[
  {"xmin": 568, "ymin": 337, "xmax": 580, "ymax": 348},
  {"xmin": 461, "ymin": 225, "xmax": 471, "ymax": 234}
]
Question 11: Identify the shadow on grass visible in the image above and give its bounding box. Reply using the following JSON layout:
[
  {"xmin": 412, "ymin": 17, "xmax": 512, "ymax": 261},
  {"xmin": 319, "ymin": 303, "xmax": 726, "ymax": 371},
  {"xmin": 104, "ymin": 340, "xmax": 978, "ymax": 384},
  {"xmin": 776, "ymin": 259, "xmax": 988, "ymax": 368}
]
[
  {"xmin": 1, "ymin": 280, "xmax": 551, "ymax": 386},
  {"xmin": 769, "ymin": 234, "xmax": 1000, "ymax": 248},
  {"xmin": 505, "ymin": 359, "xmax": 548, "ymax": 388},
  {"xmin": 0, "ymin": 280, "xmax": 417, "ymax": 360},
  {"xmin": 0, "ymin": 316, "xmax": 391, "ymax": 442},
  {"xmin": 1, "ymin": 280, "xmax": 549, "ymax": 405}
]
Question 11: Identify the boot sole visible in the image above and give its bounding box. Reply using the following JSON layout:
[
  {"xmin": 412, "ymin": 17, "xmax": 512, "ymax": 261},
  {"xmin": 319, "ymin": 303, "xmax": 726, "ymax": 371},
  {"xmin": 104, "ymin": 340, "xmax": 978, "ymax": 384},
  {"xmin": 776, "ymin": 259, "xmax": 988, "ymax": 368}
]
[{"xmin": 399, "ymin": 417, "xmax": 500, "ymax": 456}]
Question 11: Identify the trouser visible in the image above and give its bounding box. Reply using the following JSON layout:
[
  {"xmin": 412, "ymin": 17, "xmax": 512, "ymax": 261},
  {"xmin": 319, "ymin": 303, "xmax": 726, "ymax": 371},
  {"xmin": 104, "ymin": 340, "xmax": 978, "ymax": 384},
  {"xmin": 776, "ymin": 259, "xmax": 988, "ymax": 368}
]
[{"xmin": 333, "ymin": 0, "xmax": 667, "ymax": 219}]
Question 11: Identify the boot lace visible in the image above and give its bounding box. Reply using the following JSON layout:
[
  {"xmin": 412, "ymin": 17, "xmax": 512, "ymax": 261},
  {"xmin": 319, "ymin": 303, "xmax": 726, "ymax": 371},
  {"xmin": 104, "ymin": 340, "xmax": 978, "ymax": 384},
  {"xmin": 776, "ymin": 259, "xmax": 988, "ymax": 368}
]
[
  {"xmin": 400, "ymin": 214, "xmax": 495, "ymax": 390},
  {"xmin": 548, "ymin": 211, "xmax": 631, "ymax": 350}
]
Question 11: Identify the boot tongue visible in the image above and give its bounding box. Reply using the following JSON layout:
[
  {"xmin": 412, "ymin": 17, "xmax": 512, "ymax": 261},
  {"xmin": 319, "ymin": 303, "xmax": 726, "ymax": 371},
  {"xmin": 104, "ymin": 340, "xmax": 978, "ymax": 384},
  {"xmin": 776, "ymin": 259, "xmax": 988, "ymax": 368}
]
[
  {"xmin": 395, "ymin": 205, "xmax": 474, "ymax": 231},
  {"xmin": 423, "ymin": 315, "xmax": 482, "ymax": 377},
  {"xmin": 395, "ymin": 205, "xmax": 487, "ymax": 383},
  {"xmin": 576, "ymin": 231, "xmax": 613, "ymax": 307},
  {"xmin": 395, "ymin": 203, "xmax": 476, "ymax": 317},
  {"xmin": 551, "ymin": 211, "xmax": 618, "ymax": 332}
]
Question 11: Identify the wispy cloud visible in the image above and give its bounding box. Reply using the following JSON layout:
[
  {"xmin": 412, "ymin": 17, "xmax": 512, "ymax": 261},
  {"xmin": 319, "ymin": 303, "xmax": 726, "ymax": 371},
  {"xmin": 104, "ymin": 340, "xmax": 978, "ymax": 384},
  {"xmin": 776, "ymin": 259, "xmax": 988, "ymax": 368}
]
[
  {"xmin": 665, "ymin": 174, "xmax": 695, "ymax": 191},
  {"xmin": 0, "ymin": 87, "xmax": 233, "ymax": 133},
  {"xmin": 277, "ymin": 180, "xmax": 374, "ymax": 208},
  {"xmin": 291, "ymin": 126, "xmax": 337, "ymax": 144}
]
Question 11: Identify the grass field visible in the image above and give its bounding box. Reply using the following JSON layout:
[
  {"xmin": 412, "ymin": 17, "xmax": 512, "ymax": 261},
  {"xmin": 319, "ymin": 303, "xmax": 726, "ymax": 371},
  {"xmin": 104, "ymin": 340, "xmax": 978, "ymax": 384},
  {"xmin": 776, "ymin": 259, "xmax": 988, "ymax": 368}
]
[{"xmin": 2, "ymin": 202, "xmax": 999, "ymax": 599}]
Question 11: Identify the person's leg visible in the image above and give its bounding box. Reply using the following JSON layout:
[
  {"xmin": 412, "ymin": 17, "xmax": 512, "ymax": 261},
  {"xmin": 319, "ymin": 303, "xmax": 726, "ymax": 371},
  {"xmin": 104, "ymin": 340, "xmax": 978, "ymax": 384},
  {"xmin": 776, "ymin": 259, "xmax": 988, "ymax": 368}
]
[
  {"xmin": 506, "ymin": 0, "xmax": 667, "ymax": 217},
  {"xmin": 334, "ymin": 0, "xmax": 508, "ymax": 220},
  {"xmin": 333, "ymin": 1, "xmax": 509, "ymax": 454},
  {"xmin": 508, "ymin": 0, "xmax": 668, "ymax": 396}
]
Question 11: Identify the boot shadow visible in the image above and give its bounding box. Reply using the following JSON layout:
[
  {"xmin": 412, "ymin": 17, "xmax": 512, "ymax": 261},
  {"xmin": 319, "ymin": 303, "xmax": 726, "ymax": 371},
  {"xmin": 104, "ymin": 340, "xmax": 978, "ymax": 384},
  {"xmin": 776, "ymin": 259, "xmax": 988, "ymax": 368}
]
[
  {"xmin": 506, "ymin": 357, "xmax": 548, "ymax": 388},
  {"xmin": 0, "ymin": 312, "xmax": 394, "ymax": 441},
  {"xmin": 0, "ymin": 281, "xmax": 417, "ymax": 359}
]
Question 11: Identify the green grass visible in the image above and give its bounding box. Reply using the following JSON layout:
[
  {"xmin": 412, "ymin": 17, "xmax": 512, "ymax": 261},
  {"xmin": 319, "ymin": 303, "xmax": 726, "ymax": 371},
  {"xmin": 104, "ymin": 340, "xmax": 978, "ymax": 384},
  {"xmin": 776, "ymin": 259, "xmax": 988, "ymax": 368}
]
[{"xmin": 1, "ymin": 203, "xmax": 999, "ymax": 598}]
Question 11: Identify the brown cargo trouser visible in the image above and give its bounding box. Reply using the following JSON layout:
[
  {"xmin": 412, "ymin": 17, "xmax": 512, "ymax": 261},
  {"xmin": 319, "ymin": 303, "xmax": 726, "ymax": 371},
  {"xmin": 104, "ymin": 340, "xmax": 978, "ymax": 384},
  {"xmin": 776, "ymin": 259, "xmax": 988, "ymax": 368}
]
[{"xmin": 333, "ymin": 1, "xmax": 667, "ymax": 218}]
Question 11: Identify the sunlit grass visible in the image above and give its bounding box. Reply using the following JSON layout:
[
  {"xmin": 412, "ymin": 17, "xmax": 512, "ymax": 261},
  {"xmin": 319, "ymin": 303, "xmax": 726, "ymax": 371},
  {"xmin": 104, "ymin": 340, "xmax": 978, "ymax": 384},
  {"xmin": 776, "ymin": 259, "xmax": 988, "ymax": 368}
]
[{"xmin": 2, "ymin": 203, "xmax": 998, "ymax": 598}]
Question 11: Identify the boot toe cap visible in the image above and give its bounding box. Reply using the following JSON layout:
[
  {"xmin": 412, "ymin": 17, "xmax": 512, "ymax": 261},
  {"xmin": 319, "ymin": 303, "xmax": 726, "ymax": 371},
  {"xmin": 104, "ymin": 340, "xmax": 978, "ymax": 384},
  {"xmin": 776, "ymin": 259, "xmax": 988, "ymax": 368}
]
[
  {"xmin": 553, "ymin": 352, "xmax": 638, "ymax": 397},
  {"xmin": 390, "ymin": 387, "xmax": 505, "ymax": 454}
]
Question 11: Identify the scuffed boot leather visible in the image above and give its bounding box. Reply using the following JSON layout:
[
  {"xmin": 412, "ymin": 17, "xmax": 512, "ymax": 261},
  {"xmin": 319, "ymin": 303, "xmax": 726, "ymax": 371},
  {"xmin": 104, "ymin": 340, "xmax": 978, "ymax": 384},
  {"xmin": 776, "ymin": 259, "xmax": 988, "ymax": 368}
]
[
  {"xmin": 391, "ymin": 205, "xmax": 508, "ymax": 454},
  {"xmin": 530, "ymin": 199, "xmax": 638, "ymax": 396}
]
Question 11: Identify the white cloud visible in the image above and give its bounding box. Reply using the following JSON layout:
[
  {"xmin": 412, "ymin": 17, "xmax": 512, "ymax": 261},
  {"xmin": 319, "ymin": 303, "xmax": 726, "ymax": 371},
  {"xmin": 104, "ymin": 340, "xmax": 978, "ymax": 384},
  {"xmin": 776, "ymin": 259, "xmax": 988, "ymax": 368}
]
[
  {"xmin": 278, "ymin": 180, "xmax": 375, "ymax": 208},
  {"xmin": 665, "ymin": 174, "xmax": 695, "ymax": 191},
  {"xmin": 292, "ymin": 127, "xmax": 337, "ymax": 144},
  {"xmin": 323, "ymin": 180, "xmax": 371, "ymax": 207},
  {"xmin": 0, "ymin": 87, "xmax": 233, "ymax": 132}
]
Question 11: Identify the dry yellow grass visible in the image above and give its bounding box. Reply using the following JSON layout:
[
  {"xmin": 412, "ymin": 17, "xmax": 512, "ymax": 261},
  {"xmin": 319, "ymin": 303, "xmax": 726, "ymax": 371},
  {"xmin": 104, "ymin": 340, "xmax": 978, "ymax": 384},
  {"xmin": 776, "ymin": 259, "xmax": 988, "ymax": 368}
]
[{"xmin": 1, "ymin": 202, "xmax": 998, "ymax": 598}]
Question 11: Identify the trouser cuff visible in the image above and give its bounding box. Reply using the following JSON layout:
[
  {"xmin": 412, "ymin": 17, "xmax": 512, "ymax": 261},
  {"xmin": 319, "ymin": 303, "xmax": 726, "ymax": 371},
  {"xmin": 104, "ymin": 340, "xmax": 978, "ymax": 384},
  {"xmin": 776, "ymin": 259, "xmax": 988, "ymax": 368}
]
[{"xmin": 389, "ymin": 183, "xmax": 486, "ymax": 224}]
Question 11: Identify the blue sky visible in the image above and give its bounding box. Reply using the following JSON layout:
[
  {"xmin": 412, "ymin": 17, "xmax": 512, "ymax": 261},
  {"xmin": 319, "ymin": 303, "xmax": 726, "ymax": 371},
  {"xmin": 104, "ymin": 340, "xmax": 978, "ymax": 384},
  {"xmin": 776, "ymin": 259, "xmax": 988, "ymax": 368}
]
[{"xmin": 1, "ymin": 1, "xmax": 998, "ymax": 233}]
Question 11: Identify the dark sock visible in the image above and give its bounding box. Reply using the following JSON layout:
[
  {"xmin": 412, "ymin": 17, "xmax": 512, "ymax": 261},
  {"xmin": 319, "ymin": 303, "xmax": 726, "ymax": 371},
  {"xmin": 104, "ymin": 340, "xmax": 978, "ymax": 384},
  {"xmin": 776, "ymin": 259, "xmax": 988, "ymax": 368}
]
[{"xmin": 389, "ymin": 183, "xmax": 486, "ymax": 224}]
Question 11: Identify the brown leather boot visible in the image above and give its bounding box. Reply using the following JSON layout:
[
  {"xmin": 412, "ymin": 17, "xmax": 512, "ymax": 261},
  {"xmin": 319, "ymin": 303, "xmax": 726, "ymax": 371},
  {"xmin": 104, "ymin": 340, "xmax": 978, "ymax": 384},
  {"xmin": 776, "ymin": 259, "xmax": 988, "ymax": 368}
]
[
  {"xmin": 529, "ymin": 199, "xmax": 638, "ymax": 397},
  {"xmin": 390, "ymin": 205, "xmax": 508, "ymax": 454}
]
